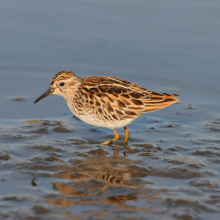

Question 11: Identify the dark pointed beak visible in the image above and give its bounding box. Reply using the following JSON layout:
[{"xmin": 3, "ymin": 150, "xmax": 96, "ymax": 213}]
[{"xmin": 34, "ymin": 88, "xmax": 54, "ymax": 104}]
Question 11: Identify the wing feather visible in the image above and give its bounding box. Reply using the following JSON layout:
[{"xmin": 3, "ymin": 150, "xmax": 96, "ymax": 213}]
[{"xmin": 80, "ymin": 76, "xmax": 179, "ymax": 120}]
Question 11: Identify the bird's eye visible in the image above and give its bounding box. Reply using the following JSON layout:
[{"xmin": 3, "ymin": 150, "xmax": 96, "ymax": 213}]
[{"xmin": 59, "ymin": 82, "xmax": 65, "ymax": 86}]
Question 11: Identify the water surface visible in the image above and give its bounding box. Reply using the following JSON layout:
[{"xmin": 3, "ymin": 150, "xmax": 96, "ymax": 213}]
[{"xmin": 0, "ymin": 1, "xmax": 220, "ymax": 219}]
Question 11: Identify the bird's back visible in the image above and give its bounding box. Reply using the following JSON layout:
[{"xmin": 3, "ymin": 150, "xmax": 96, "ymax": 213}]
[{"xmin": 76, "ymin": 76, "xmax": 179, "ymax": 123}]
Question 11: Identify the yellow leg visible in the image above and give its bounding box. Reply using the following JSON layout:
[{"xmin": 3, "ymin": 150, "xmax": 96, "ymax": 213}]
[
  {"xmin": 101, "ymin": 129, "xmax": 120, "ymax": 145},
  {"xmin": 124, "ymin": 126, "xmax": 130, "ymax": 142}
]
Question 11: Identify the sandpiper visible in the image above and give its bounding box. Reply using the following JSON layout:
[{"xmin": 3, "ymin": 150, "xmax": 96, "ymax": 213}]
[{"xmin": 34, "ymin": 70, "xmax": 179, "ymax": 144}]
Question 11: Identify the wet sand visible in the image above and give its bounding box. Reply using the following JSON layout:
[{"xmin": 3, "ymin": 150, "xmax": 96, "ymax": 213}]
[
  {"xmin": 1, "ymin": 94, "xmax": 220, "ymax": 219},
  {"xmin": 1, "ymin": 0, "xmax": 220, "ymax": 219}
]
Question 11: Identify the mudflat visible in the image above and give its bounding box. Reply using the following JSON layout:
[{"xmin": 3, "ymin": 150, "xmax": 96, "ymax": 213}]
[{"xmin": 1, "ymin": 1, "xmax": 220, "ymax": 219}]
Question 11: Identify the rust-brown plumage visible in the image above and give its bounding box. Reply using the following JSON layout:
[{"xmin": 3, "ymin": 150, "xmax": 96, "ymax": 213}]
[
  {"xmin": 81, "ymin": 76, "xmax": 179, "ymax": 121},
  {"xmin": 34, "ymin": 70, "xmax": 179, "ymax": 145}
]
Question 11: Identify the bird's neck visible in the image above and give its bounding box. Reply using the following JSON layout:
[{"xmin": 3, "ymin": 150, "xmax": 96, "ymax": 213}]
[{"xmin": 62, "ymin": 78, "xmax": 84, "ymax": 113}]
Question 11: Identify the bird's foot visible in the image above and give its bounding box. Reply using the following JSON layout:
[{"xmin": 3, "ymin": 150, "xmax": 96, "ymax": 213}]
[
  {"xmin": 100, "ymin": 139, "xmax": 113, "ymax": 145},
  {"xmin": 100, "ymin": 129, "xmax": 119, "ymax": 145}
]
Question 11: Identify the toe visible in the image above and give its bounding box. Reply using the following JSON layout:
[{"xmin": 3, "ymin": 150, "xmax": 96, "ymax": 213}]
[{"xmin": 100, "ymin": 140, "xmax": 112, "ymax": 145}]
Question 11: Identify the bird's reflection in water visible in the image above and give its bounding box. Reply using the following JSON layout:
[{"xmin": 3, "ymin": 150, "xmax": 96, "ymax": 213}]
[
  {"xmin": 46, "ymin": 145, "xmax": 153, "ymax": 210},
  {"xmin": 112, "ymin": 144, "xmax": 130, "ymax": 157}
]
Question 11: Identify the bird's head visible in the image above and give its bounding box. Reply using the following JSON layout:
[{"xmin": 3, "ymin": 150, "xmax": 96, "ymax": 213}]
[{"xmin": 34, "ymin": 70, "xmax": 80, "ymax": 103}]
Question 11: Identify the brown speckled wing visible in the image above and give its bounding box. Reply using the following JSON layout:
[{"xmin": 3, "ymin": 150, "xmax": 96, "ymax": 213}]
[{"xmin": 80, "ymin": 76, "xmax": 179, "ymax": 121}]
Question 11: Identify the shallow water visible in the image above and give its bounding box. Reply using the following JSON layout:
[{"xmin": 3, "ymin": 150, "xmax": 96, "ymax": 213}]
[{"xmin": 1, "ymin": 0, "xmax": 220, "ymax": 219}]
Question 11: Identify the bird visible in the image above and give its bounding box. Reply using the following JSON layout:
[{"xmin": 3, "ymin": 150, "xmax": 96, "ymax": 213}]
[{"xmin": 34, "ymin": 70, "xmax": 179, "ymax": 145}]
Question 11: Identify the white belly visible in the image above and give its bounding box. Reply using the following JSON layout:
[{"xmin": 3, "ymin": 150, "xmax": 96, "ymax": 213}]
[
  {"xmin": 66, "ymin": 100, "xmax": 139, "ymax": 129},
  {"xmin": 75, "ymin": 114, "xmax": 138, "ymax": 130}
]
